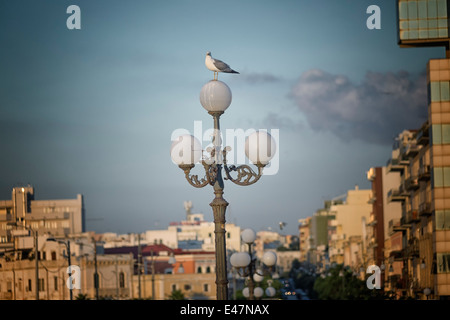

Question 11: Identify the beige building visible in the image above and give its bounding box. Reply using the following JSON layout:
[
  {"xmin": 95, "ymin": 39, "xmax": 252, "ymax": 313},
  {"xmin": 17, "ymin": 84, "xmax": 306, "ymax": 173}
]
[
  {"xmin": 0, "ymin": 233, "xmax": 134, "ymax": 300},
  {"xmin": 0, "ymin": 186, "xmax": 85, "ymax": 253},
  {"xmin": 328, "ymin": 186, "xmax": 372, "ymax": 266},
  {"xmin": 298, "ymin": 217, "xmax": 311, "ymax": 262},
  {"xmin": 131, "ymin": 272, "xmax": 216, "ymax": 300}
]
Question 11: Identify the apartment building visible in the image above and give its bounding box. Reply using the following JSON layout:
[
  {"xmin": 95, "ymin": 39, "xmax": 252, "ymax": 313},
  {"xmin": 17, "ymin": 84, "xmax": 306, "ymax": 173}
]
[
  {"xmin": 395, "ymin": 0, "xmax": 450, "ymax": 299},
  {"xmin": 0, "ymin": 186, "xmax": 85, "ymax": 254},
  {"xmin": 328, "ymin": 186, "xmax": 372, "ymax": 267}
]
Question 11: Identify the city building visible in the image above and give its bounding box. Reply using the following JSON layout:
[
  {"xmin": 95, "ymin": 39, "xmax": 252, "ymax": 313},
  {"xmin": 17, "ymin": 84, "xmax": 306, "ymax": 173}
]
[
  {"xmin": 0, "ymin": 232, "xmax": 134, "ymax": 300},
  {"xmin": 396, "ymin": 0, "xmax": 450, "ymax": 299},
  {"xmin": 328, "ymin": 186, "xmax": 372, "ymax": 266},
  {"xmin": 298, "ymin": 217, "xmax": 311, "ymax": 262},
  {"xmin": 101, "ymin": 201, "xmax": 242, "ymax": 253},
  {"xmin": 366, "ymin": 165, "xmax": 402, "ymax": 288},
  {"xmin": 0, "ymin": 186, "xmax": 85, "ymax": 254}
]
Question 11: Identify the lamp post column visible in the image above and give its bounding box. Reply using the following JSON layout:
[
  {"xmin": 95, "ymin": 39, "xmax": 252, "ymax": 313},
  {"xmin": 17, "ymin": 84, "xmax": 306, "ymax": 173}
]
[
  {"xmin": 247, "ymin": 243, "xmax": 255, "ymax": 301},
  {"xmin": 67, "ymin": 240, "xmax": 73, "ymax": 300},
  {"xmin": 211, "ymin": 180, "xmax": 229, "ymax": 300}
]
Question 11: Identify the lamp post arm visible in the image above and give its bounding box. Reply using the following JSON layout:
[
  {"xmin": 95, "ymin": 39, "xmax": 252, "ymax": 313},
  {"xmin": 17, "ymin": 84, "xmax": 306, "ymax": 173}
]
[
  {"xmin": 223, "ymin": 163, "xmax": 265, "ymax": 186},
  {"xmin": 179, "ymin": 164, "xmax": 210, "ymax": 188}
]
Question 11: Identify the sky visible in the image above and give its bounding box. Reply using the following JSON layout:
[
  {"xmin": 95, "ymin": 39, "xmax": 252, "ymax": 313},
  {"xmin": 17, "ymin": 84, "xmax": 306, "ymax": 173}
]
[{"xmin": 0, "ymin": 0, "xmax": 446, "ymax": 236}]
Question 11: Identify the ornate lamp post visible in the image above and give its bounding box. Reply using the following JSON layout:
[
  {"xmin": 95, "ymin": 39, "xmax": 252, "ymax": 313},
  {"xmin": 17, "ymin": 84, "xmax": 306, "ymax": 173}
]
[
  {"xmin": 171, "ymin": 80, "xmax": 276, "ymax": 300},
  {"xmin": 230, "ymin": 228, "xmax": 278, "ymax": 300}
]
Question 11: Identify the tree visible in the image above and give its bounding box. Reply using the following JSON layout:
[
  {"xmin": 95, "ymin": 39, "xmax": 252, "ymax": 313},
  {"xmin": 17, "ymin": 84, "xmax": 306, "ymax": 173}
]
[
  {"xmin": 167, "ymin": 289, "xmax": 186, "ymax": 300},
  {"xmin": 313, "ymin": 264, "xmax": 390, "ymax": 300}
]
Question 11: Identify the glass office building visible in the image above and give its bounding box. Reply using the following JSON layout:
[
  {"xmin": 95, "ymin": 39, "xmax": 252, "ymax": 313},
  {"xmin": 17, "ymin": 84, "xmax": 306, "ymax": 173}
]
[{"xmin": 398, "ymin": 0, "xmax": 450, "ymax": 46}]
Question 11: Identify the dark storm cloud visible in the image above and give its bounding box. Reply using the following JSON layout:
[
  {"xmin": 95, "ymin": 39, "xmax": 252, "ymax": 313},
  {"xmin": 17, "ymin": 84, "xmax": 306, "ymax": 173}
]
[{"xmin": 289, "ymin": 69, "xmax": 428, "ymax": 145}]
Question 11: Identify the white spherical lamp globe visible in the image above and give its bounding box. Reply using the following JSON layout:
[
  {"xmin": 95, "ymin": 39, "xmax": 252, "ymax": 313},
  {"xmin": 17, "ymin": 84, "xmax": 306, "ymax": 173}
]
[
  {"xmin": 245, "ymin": 131, "xmax": 277, "ymax": 165},
  {"xmin": 230, "ymin": 252, "xmax": 251, "ymax": 268},
  {"xmin": 262, "ymin": 251, "xmax": 277, "ymax": 267},
  {"xmin": 199, "ymin": 80, "xmax": 232, "ymax": 113},
  {"xmin": 242, "ymin": 287, "xmax": 250, "ymax": 298},
  {"xmin": 241, "ymin": 228, "xmax": 256, "ymax": 244},
  {"xmin": 254, "ymin": 287, "xmax": 264, "ymax": 298},
  {"xmin": 253, "ymin": 272, "xmax": 264, "ymax": 283},
  {"xmin": 265, "ymin": 286, "xmax": 276, "ymax": 297},
  {"xmin": 170, "ymin": 134, "xmax": 202, "ymax": 165}
]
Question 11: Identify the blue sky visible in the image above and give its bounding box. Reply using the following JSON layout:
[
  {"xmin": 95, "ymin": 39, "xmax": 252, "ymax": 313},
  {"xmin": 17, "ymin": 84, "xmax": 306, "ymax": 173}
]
[{"xmin": 0, "ymin": 0, "xmax": 445, "ymax": 236}]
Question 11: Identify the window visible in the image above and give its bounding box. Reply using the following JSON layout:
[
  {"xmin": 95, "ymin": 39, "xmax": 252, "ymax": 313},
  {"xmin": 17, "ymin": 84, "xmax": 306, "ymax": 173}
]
[
  {"xmin": 54, "ymin": 276, "xmax": 58, "ymax": 291},
  {"xmin": 119, "ymin": 272, "xmax": 125, "ymax": 288},
  {"xmin": 197, "ymin": 267, "xmax": 202, "ymax": 274},
  {"xmin": 437, "ymin": 253, "xmax": 450, "ymax": 273},
  {"xmin": 206, "ymin": 266, "xmax": 211, "ymax": 273},
  {"xmin": 204, "ymin": 284, "xmax": 210, "ymax": 292},
  {"xmin": 398, "ymin": 0, "xmax": 449, "ymax": 40},
  {"xmin": 227, "ymin": 232, "xmax": 230, "ymax": 239},
  {"xmin": 51, "ymin": 251, "xmax": 57, "ymax": 261},
  {"xmin": 184, "ymin": 284, "xmax": 191, "ymax": 291},
  {"xmin": 171, "ymin": 284, "xmax": 177, "ymax": 291},
  {"xmin": 38, "ymin": 278, "xmax": 45, "ymax": 292},
  {"xmin": 436, "ymin": 210, "xmax": 450, "ymax": 229},
  {"xmin": 27, "ymin": 279, "xmax": 32, "ymax": 292}
]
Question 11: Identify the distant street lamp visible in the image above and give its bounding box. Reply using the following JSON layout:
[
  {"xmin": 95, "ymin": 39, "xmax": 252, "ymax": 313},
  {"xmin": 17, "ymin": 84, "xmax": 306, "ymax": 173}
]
[
  {"xmin": 149, "ymin": 250, "xmax": 177, "ymax": 300},
  {"xmin": 74, "ymin": 239, "xmax": 100, "ymax": 300},
  {"xmin": 171, "ymin": 80, "xmax": 276, "ymax": 300},
  {"xmin": 230, "ymin": 228, "xmax": 277, "ymax": 300},
  {"xmin": 7, "ymin": 222, "xmax": 39, "ymax": 300},
  {"xmin": 47, "ymin": 237, "xmax": 73, "ymax": 300}
]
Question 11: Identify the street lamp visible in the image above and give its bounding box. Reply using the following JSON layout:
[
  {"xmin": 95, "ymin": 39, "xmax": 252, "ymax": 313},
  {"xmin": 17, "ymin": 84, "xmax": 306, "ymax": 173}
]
[
  {"xmin": 230, "ymin": 228, "xmax": 277, "ymax": 300},
  {"xmin": 47, "ymin": 237, "xmax": 73, "ymax": 300},
  {"xmin": 7, "ymin": 222, "xmax": 39, "ymax": 300},
  {"xmin": 74, "ymin": 239, "xmax": 100, "ymax": 300},
  {"xmin": 146, "ymin": 250, "xmax": 176, "ymax": 300},
  {"xmin": 171, "ymin": 80, "xmax": 276, "ymax": 300}
]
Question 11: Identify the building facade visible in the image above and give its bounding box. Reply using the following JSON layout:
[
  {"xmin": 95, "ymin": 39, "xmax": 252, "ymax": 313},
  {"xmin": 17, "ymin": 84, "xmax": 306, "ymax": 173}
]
[{"xmin": 0, "ymin": 186, "xmax": 85, "ymax": 254}]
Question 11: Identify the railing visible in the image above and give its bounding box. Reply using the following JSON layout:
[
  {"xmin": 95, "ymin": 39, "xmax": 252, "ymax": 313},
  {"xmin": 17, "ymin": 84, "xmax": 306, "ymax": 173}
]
[
  {"xmin": 386, "ymin": 158, "xmax": 409, "ymax": 172},
  {"xmin": 406, "ymin": 238, "xmax": 420, "ymax": 257},
  {"xmin": 418, "ymin": 165, "xmax": 431, "ymax": 181},
  {"xmin": 387, "ymin": 188, "xmax": 408, "ymax": 202},
  {"xmin": 405, "ymin": 176, "xmax": 419, "ymax": 190},
  {"xmin": 406, "ymin": 210, "xmax": 420, "ymax": 224},
  {"xmin": 419, "ymin": 202, "xmax": 432, "ymax": 216}
]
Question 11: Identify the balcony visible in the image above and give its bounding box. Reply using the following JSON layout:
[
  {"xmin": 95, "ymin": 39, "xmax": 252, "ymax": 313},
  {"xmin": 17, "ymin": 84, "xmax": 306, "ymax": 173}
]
[
  {"xmin": 367, "ymin": 214, "xmax": 377, "ymax": 226},
  {"xmin": 406, "ymin": 210, "xmax": 420, "ymax": 224},
  {"xmin": 419, "ymin": 202, "xmax": 432, "ymax": 216},
  {"xmin": 386, "ymin": 158, "xmax": 408, "ymax": 173},
  {"xmin": 418, "ymin": 165, "xmax": 431, "ymax": 181},
  {"xmin": 404, "ymin": 176, "xmax": 419, "ymax": 191},
  {"xmin": 416, "ymin": 121, "xmax": 430, "ymax": 146},
  {"xmin": 406, "ymin": 238, "xmax": 419, "ymax": 258},
  {"xmin": 387, "ymin": 188, "xmax": 408, "ymax": 202},
  {"xmin": 367, "ymin": 167, "xmax": 376, "ymax": 181},
  {"xmin": 400, "ymin": 216, "xmax": 412, "ymax": 228},
  {"xmin": 405, "ymin": 143, "xmax": 422, "ymax": 157},
  {"xmin": 389, "ymin": 249, "xmax": 405, "ymax": 262},
  {"xmin": 389, "ymin": 219, "xmax": 407, "ymax": 235}
]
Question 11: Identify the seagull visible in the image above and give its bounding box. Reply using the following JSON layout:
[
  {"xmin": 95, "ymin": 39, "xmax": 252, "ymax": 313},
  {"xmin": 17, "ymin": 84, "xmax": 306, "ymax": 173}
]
[{"xmin": 205, "ymin": 51, "xmax": 239, "ymax": 80}]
